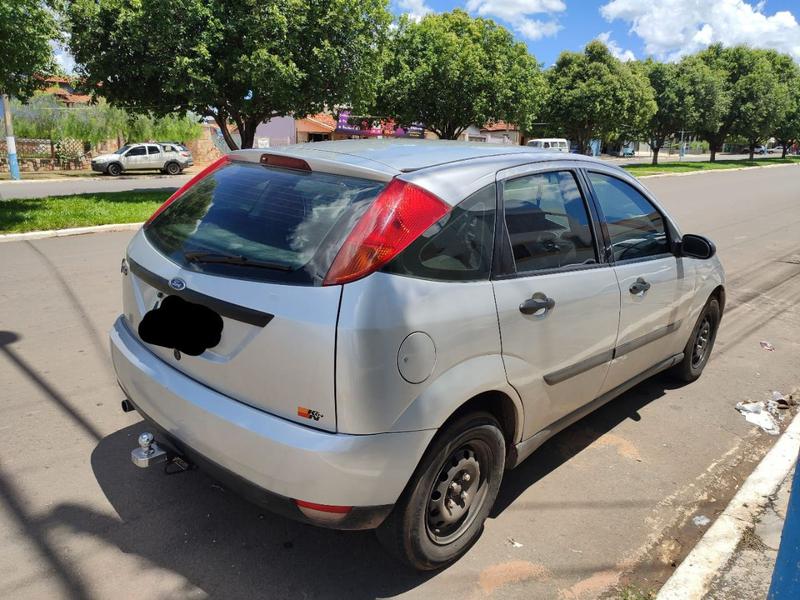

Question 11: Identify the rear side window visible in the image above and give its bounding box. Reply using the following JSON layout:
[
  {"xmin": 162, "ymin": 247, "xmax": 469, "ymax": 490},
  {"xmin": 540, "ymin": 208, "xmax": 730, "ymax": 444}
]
[
  {"xmin": 501, "ymin": 171, "xmax": 596, "ymax": 273},
  {"xmin": 147, "ymin": 145, "xmax": 161, "ymax": 154},
  {"xmin": 383, "ymin": 184, "xmax": 496, "ymax": 281},
  {"xmin": 144, "ymin": 162, "xmax": 385, "ymax": 285},
  {"xmin": 587, "ymin": 172, "xmax": 669, "ymax": 261},
  {"xmin": 127, "ymin": 146, "xmax": 146, "ymax": 156}
]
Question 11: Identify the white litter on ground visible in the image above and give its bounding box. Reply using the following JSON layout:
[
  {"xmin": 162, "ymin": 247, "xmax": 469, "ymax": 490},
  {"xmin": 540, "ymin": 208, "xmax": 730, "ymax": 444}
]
[
  {"xmin": 692, "ymin": 515, "xmax": 711, "ymax": 527},
  {"xmin": 759, "ymin": 340, "xmax": 775, "ymax": 351},
  {"xmin": 506, "ymin": 537, "xmax": 523, "ymax": 548},
  {"xmin": 735, "ymin": 401, "xmax": 780, "ymax": 435}
]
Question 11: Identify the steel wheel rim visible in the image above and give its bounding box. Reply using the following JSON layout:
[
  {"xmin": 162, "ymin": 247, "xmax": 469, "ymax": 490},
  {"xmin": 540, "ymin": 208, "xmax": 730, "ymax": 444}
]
[
  {"xmin": 425, "ymin": 440, "xmax": 491, "ymax": 546},
  {"xmin": 692, "ymin": 317, "xmax": 712, "ymax": 367}
]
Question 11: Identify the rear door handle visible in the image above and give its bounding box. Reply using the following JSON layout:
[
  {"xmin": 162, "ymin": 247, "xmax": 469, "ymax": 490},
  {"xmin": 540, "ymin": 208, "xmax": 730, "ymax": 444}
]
[
  {"xmin": 629, "ymin": 277, "xmax": 651, "ymax": 295},
  {"xmin": 519, "ymin": 295, "xmax": 555, "ymax": 315}
]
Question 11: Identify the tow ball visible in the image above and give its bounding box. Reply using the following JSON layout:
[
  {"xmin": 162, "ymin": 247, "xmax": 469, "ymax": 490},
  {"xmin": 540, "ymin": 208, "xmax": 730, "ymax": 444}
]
[{"xmin": 130, "ymin": 432, "xmax": 168, "ymax": 468}]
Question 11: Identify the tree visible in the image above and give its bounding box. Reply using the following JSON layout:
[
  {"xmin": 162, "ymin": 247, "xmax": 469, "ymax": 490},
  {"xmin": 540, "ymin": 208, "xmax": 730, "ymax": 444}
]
[
  {"xmin": 0, "ymin": 0, "xmax": 59, "ymax": 100},
  {"xmin": 680, "ymin": 54, "xmax": 729, "ymax": 162},
  {"xmin": 728, "ymin": 50, "xmax": 790, "ymax": 160},
  {"xmin": 635, "ymin": 60, "xmax": 695, "ymax": 165},
  {"xmin": 544, "ymin": 40, "xmax": 656, "ymax": 154},
  {"xmin": 767, "ymin": 52, "xmax": 800, "ymax": 158},
  {"xmin": 375, "ymin": 10, "xmax": 545, "ymax": 140},
  {"xmin": 66, "ymin": 0, "xmax": 391, "ymax": 149}
]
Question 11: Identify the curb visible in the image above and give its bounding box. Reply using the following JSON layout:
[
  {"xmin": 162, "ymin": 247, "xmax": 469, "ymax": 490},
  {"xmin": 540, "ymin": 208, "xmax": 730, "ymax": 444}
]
[
  {"xmin": 656, "ymin": 411, "xmax": 800, "ymax": 600},
  {"xmin": 637, "ymin": 162, "xmax": 798, "ymax": 179},
  {"xmin": 0, "ymin": 222, "xmax": 143, "ymax": 243}
]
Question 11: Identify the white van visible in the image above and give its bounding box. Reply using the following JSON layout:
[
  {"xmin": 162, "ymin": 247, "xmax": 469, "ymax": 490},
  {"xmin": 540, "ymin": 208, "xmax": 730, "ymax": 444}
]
[{"xmin": 526, "ymin": 138, "xmax": 569, "ymax": 152}]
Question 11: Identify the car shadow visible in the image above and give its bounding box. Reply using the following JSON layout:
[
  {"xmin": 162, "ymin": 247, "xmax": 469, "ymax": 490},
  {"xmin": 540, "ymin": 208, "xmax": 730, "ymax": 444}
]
[
  {"xmin": 491, "ymin": 373, "xmax": 684, "ymax": 517},
  {"xmin": 45, "ymin": 374, "xmax": 680, "ymax": 598}
]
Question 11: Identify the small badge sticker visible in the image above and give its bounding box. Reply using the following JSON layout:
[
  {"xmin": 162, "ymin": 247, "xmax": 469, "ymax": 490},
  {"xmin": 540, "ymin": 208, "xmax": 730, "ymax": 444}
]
[{"xmin": 298, "ymin": 406, "xmax": 323, "ymax": 421}]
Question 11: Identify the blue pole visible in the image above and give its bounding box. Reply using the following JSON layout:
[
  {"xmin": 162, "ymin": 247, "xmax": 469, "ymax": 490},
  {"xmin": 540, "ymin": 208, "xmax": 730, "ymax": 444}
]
[
  {"xmin": 768, "ymin": 453, "xmax": 800, "ymax": 599},
  {"xmin": 2, "ymin": 94, "xmax": 21, "ymax": 180}
]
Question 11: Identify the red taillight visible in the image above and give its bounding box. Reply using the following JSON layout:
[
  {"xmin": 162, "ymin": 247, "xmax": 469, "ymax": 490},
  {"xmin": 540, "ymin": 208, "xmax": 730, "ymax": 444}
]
[
  {"xmin": 323, "ymin": 179, "xmax": 450, "ymax": 285},
  {"xmin": 144, "ymin": 155, "xmax": 230, "ymax": 225},
  {"xmin": 260, "ymin": 153, "xmax": 311, "ymax": 171}
]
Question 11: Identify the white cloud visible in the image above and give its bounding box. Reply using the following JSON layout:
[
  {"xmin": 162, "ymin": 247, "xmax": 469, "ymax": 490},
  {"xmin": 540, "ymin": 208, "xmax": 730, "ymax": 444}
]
[
  {"xmin": 467, "ymin": 0, "xmax": 566, "ymax": 40},
  {"xmin": 600, "ymin": 0, "xmax": 800, "ymax": 61},
  {"xmin": 396, "ymin": 0, "xmax": 433, "ymax": 22},
  {"xmin": 597, "ymin": 31, "xmax": 636, "ymax": 61}
]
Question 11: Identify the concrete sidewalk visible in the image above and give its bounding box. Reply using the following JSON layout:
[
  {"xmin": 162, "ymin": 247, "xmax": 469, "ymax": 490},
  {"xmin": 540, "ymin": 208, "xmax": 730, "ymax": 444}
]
[{"xmin": 706, "ymin": 467, "xmax": 795, "ymax": 599}]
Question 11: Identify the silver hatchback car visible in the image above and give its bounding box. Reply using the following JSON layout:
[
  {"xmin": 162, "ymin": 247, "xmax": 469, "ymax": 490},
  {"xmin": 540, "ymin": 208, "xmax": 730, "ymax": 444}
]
[{"xmin": 110, "ymin": 140, "xmax": 724, "ymax": 569}]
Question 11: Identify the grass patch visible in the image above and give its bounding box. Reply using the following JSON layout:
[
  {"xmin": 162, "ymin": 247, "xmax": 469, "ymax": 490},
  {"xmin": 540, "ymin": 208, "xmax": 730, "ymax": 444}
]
[
  {"xmin": 0, "ymin": 170, "xmax": 100, "ymax": 180},
  {"xmin": 623, "ymin": 156, "xmax": 800, "ymax": 177},
  {"xmin": 0, "ymin": 190, "xmax": 169, "ymax": 233}
]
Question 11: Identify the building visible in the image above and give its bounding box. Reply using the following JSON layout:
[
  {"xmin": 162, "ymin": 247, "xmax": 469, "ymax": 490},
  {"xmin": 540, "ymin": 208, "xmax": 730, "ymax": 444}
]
[
  {"xmin": 39, "ymin": 76, "xmax": 92, "ymax": 107},
  {"xmin": 458, "ymin": 121, "xmax": 522, "ymax": 144}
]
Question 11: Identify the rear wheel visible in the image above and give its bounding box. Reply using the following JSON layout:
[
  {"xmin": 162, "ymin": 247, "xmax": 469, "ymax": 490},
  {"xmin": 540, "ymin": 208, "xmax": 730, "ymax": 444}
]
[
  {"xmin": 376, "ymin": 411, "xmax": 505, "ymax": 570},
  {"xmin": 165, "ymin": 162, "xmax": 181, "ymax": 175},
  {"xmin": 106, "ymin": 162, "xmax": 122, "ymax": 176},
  {"xmin": 671, "ymin": 297, "xmax": 721, "ymax": 382}
]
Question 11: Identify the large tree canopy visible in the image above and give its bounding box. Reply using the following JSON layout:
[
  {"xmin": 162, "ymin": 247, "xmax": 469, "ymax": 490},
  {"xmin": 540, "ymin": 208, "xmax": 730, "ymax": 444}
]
[
  {"xmin": 0, "ymin": 0, "xmax": 59, "ymax": 100},
  {"xmin": 66, "ymin": 0, "xmax": 391, "ymax": 149},
  {"xmin": 375, "ymin": 10, "xmax": 545, "ymax": 140},
  {"xmin": 544, "ymin": 40, "xmax": 656, "ymax": 154}
]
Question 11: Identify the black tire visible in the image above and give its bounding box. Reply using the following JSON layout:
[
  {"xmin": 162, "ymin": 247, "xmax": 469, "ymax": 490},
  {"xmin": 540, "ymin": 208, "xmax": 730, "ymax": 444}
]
[
  {"xmin": 106, "ymin": 162, "xmax": 122, "ymax": 176},
  {"xmin": 376, "ymin": 411, "xmax": 505, "ymax": 570},
  {"xmin": 670, "ymin": 296, "xmax": 721, "ymax": 383},
  {"xmin": 165, "ymin": 162, "xmax": 181, "ymax": 175}
]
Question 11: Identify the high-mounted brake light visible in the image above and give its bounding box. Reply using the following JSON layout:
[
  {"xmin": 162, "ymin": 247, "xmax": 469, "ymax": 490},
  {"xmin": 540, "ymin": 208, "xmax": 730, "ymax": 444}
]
[
  {"xmin": 260, "ymin": 153, "xmax": 311, "ymax": 171},
  {"xmin": 144, "ymin": 155, "xmax": 230, "ymax": 225},
  {"xmin": 323, "ymin": 179, "xmax": 450, "ymax": 286}
]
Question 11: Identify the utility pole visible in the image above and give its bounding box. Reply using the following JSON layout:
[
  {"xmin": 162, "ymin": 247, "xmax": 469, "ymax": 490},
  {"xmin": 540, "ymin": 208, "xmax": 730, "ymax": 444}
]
[{"xmin": 2, "ymin": 94, "xmax": 21, "ymax": 180}]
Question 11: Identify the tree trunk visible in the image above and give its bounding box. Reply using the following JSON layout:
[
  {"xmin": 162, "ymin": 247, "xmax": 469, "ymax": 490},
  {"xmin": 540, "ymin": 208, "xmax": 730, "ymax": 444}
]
[
  {"xmin": 652, "ymin": 146, "xmax": 660, "ymax": 165},
  {"xmin": 710, "ymin": 146, "xmax": 716, "ymax": 162},
  {"xmin": 237, "ymin": 117, "xmax": 259, "ymax": 149},
  {"xmin": 212, "ymin": 114, "xmax": 239, "ymax": 150},
  {"xmin": 782, "ymin": 144, "xmax": 788, "ymax": 159},
  {"xmin": 748, "ymin": 142, "xmax": 755, "ymax": 161}
]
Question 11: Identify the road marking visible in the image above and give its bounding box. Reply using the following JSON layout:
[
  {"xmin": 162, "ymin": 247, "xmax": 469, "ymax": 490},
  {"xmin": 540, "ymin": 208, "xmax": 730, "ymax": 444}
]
[{"xmin": 656, "ymin": 411, "xmax": 800, "ymax": 600}]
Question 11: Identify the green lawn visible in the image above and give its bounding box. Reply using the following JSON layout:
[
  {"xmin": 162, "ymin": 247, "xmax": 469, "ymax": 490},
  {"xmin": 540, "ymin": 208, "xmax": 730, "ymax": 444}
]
[
  {"xmin": 0, "ymin": 190, "xmax": 169, "ymax": 233},
  {"xmin": 623, "ymin": 156, "xmax": 800, "ymax": 177}
]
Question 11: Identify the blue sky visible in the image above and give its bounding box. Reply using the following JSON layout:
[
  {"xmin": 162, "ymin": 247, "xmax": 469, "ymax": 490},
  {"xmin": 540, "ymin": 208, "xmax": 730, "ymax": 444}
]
[
  {"xmin": 56, "ymin": 1, "xmax": 800, "ymax": 73},
  {"xmin": 393, "ymin": 0, "xmax": 800, "ymax": 66}
]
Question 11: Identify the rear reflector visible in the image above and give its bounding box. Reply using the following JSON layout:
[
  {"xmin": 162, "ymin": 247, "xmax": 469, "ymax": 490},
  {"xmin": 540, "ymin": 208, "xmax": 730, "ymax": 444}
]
[
  {"xmin": 260, "ymin": 153, "xmax": 311, "ymax": 171},
  {"xmin": 144, "ymin": 155, "xmax": 230, "ymax": 225},
  {"xmin": 294, "ymin": 499, "xmax": 352, "ymax": 524},
  {"xmin": 323, "ymin": 178, "xmax": 450, "ymax": 285}
]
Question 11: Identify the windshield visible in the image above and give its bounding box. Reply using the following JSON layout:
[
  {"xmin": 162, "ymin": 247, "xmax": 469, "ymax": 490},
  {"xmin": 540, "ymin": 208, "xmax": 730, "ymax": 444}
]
[
  {"xmin": 144, "ymin": 161, "xmax": 385, "ymax": 285},
  {"xmin": 114, "ymin": 145, "xmax": 130, "ymax": 155}
]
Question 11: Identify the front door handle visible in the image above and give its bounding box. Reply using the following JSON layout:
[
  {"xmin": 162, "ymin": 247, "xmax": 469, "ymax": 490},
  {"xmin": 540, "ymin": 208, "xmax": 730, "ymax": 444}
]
[
  {"xmin": 629, "ymin": 277, "xmax": 651, "ymax": 295},
  {"xmin": 519, "ymin": 295, "xmax": 555, "ymax": 315}
]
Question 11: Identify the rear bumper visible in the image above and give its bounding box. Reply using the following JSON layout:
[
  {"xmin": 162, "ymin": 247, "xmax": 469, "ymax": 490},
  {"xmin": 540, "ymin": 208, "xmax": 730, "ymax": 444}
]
[{"xmin": 109, "ymin": 317, "xmax": 434, "ymax": 528}]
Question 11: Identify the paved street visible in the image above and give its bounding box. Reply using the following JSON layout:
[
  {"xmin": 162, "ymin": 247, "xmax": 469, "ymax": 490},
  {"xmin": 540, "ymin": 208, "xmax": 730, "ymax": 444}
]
[{"xmin": 0, "ymin": 165, "xmax": 799, "ymax": 599}]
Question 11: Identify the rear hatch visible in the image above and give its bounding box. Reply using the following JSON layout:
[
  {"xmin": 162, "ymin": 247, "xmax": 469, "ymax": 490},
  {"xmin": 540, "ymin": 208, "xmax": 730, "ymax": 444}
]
[{"xmin": 121, "ymin": 156, "xmax": 386, "ymax": 431}]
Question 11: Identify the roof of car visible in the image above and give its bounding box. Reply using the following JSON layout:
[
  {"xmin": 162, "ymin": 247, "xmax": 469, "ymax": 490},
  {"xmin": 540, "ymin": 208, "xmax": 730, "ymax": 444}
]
[{"xmin": 236, "ymin": 139, "xmax": 603, "ymax": 175}]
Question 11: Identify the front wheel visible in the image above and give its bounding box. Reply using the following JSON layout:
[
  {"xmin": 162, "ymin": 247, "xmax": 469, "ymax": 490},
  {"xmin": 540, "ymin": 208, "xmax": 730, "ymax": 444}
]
[
  {"xmin": 106, "ymin": 163, "xmax": 122, "ymax": 176},
  {"xmin": 376, "ymin": 411, "xmax": 505, "ymax": 570},
  {"xmin": 671, "ymin": 297, "xmax": 721, "ymax": 382}
]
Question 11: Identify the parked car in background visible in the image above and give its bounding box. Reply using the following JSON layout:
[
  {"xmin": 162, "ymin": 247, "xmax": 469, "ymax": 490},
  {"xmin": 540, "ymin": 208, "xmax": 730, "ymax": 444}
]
[
  {"xmin": 112, "ymin": 140, "xmax": 724, "ymax": 569},
  {"xmin": 754, "ymin": 145, "xmax": 774, "ymax": 155},
  {"xmin": 159, "ymin": 142, "xmax": 194, "ymax": 167},
  {"xmin": 91, "ymin": 143, "xmax": 190, "ymax": 176},
  {"xmin": 527, "ymin": 138, "xmax": 569, "ymax": 152}
]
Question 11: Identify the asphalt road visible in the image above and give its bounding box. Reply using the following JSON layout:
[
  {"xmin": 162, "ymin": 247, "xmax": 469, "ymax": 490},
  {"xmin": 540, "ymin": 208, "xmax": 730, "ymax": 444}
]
[
  {"xmin": 1, "ymin": 165, "xmax": 799, "ymax": 599},
  {"xmin": 0, "ymin": 153, "xmax": 789, "ymax": 200}
]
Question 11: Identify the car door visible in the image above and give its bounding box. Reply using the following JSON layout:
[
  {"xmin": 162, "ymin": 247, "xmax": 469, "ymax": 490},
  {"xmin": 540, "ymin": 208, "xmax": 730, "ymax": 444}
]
[
  {"xmin": 146, "ymin": 145, "xmax": 163, "ymax": 169},
  {"xmin": 492, "ymin": 164, "xmax": 621, "ymax": 439},
  {"xmin": 123, "ymin": 145, "xmax": 147, "ymax": 170},
  {"xmin": 584, "ymin": 169, "xmax": 695, "ymax": 394}
]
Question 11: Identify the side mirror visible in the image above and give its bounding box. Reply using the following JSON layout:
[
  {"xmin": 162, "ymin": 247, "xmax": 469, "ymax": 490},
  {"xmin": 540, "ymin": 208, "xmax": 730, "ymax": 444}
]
[{"xmin": 678, "ymin": 234, "xmax": 716, "ymax": 260}]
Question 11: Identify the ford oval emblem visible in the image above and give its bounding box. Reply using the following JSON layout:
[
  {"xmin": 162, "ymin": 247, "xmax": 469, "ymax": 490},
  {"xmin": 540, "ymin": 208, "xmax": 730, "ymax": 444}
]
[{"xmin": 169, "ymin": 277, "xmax": 186, "ymax": 291}]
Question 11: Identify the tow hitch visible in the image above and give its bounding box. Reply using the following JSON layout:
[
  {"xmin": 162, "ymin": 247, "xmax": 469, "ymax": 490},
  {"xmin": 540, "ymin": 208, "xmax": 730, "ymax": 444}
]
[{"xmin": 131, "ymin": 432, "xmax": 192, "ymax": 473}]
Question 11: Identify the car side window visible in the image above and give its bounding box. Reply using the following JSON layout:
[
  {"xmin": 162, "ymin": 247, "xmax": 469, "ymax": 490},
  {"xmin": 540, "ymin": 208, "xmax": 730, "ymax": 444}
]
[
  {"xmin": 383, "ymin": 184, "xmax": 496, "ymax": 281},
  {"xmin": 587, "ymin": 172, "xmax": 669, "ymax": 261},
  {"xmin": 127, "ymin": 146, "xmax": 146, "ymax": 156},
  {"xmin": 147, "ymin": 145, "xmax": 161, "ymax": 155},
  {"xmin": 502, "ymin": 170, "xmax": 597, "ymax": 273}
]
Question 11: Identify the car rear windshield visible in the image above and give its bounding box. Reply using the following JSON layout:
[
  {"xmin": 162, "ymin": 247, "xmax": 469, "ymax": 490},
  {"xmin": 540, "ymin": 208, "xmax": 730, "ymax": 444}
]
[{"xmin": 144, "ymin": 161, "xmax": 385, "ymax": 285}]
